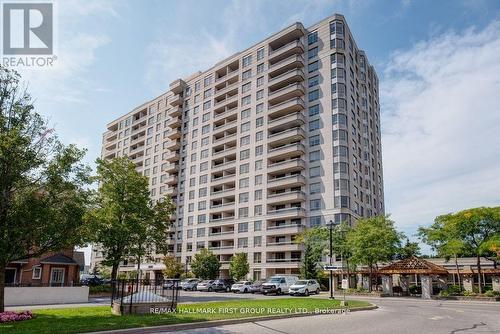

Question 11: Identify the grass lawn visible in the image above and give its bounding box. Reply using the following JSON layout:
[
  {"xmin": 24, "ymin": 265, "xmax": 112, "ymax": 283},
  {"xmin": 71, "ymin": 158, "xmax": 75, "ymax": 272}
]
[{"xmin": 0, "ymin": 298, "xmax": 371, "ymax": 334}]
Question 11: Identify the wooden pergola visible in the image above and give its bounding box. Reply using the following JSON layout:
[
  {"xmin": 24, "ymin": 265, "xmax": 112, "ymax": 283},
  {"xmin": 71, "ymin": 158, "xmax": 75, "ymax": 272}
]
[{"xmin": 379, "ymin": 256, "xmax": 448, "ymax": 276}]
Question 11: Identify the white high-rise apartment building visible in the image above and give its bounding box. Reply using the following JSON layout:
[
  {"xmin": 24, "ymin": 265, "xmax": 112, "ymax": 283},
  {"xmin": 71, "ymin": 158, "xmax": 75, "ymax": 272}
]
[{"xmin": 92, "ymin": 13, "xmax": 384, "ymax": 281}]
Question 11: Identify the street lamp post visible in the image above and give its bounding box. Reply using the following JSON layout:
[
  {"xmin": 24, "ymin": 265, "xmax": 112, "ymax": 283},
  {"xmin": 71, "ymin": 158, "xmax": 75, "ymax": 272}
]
[{"xmin": 327, "ymin": 220, "xmax": 338, "ymax": 299}]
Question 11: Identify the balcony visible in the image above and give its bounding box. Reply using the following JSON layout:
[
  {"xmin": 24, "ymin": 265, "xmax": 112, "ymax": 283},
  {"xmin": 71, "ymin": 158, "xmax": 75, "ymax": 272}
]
[
  {"xmin": 268, "ymin": 40, "xmax": 305, "ymax": 65},
  {"xmin": 210, "ymin": 187, "xmax": 236, "ymax": 200},
  {"xmin": 268, "ymin": 112, "xmax": 306, "ymax": 131},
  {"xmin": 166, "ymin": 128, "xmax": 181, "ymax": 140},
  {"xmin": 211, "ymin": 174, "xmax": 236, "ymax": 186},
  {"xmin": 211, "ymin": 160, "xmax": 236, "ymax": 173},
  {"xmin": 264, "ymin": 242, "xmax": 302, "ymax": 252},
  {"xmin": 212, "ymin": 146, "xmax": 237, "ymax": 158},
  {"xmin": 268, "ymin": 69, "xmax": 305, "ymax": 91},
  {"xmin": 169, "ymin": 79, "xmax": 185, "ymax": 94},
  {"xmin": 166, "ymin": 117, "xmax": 181, "ymax": 129},
  {"xmin": 165, "ymin": 175, "xmax": 178, "ymax": 186},
  {"xmin": 267, "ymin": 174, "xmax": 306, "ymax": 190},
  {"xmin": 169, "ymin": 94, "xmax": 183, "ymax": 107},
  {"xmin": 268, "ymin": 83, "xmax": 305, "ymax": 105},
  {"xmin": 267, "ymin": 97, "xmax": 305, "ymax": 119},
  {"xmin": 213, "ymin": 106, "xmax": 238, "ymax": 120},
  {"xmin": 213, "ymin": 133, "xmax": 237, "ymax": 145},
  {"xmin": 267, "ymin": 191, "xmax": 306, "ymax": 205},
  {"xmin": 164, "ymin": 163, "xmax": 178, "ymax": 173},
  {"xmin": 266, "ymin": 223, "xmax": 305, "ymax": 235},
  {"xmin": 164, "ymin": 151, "xmax": 180, "ymax": 162},
  {"xmin": 268, "ymin": 55, "xmax": 305, "ymax": 78},
  {"xmin": 268, "ymin": 128, "xmax": 306, "ymax": 146},
  {"xmin": 268, "ymin": 23, "xmax": 305, "ymax": 54},
  {"xmin": 165, "ymin": 139, "xmax": 180, "ymax": 151},
  {"xmin": 214, "ymin": 82, "xmax": 238, "ymax": 100},
  {"xmin": 168, "ymin": 106, "xmax": 182, "ymax": 117},
  {"xmin": 210, "ymin": 201, "xmax": 236, "ymax": 213},
  {"xmin": 213, "ymin": 120, "xmax": 237, "ymax": 134},
  {"xmin": 165, "ymin": 187, "xmax": 177, "ymax": 197},
  {"xmin": 267, "ymin": 158, "xmax": 306, "ymax": 175},
  {"xmin": 267, "ymin": 142, "xmax": 306, "ymax": 160},
  {"xmin": 214, "ymin": 93, "xmax": 238, "ymax": 109}
]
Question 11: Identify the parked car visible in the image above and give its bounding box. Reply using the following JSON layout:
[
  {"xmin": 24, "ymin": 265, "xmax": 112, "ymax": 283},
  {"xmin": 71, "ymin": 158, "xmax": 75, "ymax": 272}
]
[
  {"xmin": 212, "ymin": 278, "xmax": 235, "ymax": 292},
  {"xmin": 80, "ymin": 274, "xmax": 105, "ymax": 286},
  {"xmin": 196, "ymin": 280, "xmax": 216, "ymax": 292},
  {"xmin": 289, "ymin": 279, "xmax": 321, "ymax": 296},
  {"xmin": 231, "ymin": 281, "xmax": 253, "ymax": 293},
  {"xmin": 249, "ymin": 280, "xmax": 265, "ymax": 294},
  {"xmin": 163, "ymin": 279, "xmax": 181, "ymax": 290},
  {"xmin": 181, "ymin": 278, "xmax": 200, "ymax": 291},
  {"xmin": 262, "ymin": 275, "xmax": 299, "ymax": 295}
]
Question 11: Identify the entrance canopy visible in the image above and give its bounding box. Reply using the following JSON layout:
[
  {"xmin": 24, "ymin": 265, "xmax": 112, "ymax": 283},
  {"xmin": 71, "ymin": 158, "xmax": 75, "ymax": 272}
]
[{"xmin": 379, "ymin": 256, "xmax": 448, "ymax": 275}]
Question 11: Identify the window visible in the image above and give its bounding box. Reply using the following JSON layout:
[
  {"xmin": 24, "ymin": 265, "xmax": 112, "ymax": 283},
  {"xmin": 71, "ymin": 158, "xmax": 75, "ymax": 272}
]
[
  {"xmin": 241, "ymin": 121, "xmax": 251, "ymax": 132},
  {"xmin": 333, "ymin": 129, "xmax": 348, "ymax": 141},
  {"xmin": 256, "ymin": 103, "xmax": 264, "ymax": 113},
  {"xmin": 330, "ymin": 38, "xmax": 345, "ymax": 49},
  {"xmin": 239, "ymin": 207, "xmax": 249, "ymax": 218},
  {"xmin": 255, "ymin": 160, "xmax": 263, "ymax": 170},
  {"xmin": 242, "ymin": 69, "xmax": 252, "ymax": 80},
  {"xmin": 256, "ymin": 131, "xmax": 263, "ymax": 141},
  {"xmin": 256, "ymin": 90, "xmax": 264, "ymax": 100},
  {"xmin": 240, "ymin": 135, "xmax": 250, "ymax": 146},
  {"xmin": 310, "ymin": 166, "xmax": 321, "ymax": 177},
  {"xmin": 238, "ymin": 222, "xmax": 249, "ymax": 232},
  {"xmin": 309, "ymin": 75, "xmax": 319, "ymax": 88},
  {"xmin": 240, "ymin": 163, "xmax": 249, "ymax": 174},
  {"xmin": 242, "ymin": 54, "xmax": 252, "ymax": 67},
  {"xmin": 310, "ymin": 182, "xmax": 321, "ymax": 194},
  {"xmin": 308, "ymin": 31, "xmax": 318, "ymax": 45},
  {"xmin": 334, "ymin": 162, "xmax": 349, "ymax": 174},
  {"xmin": 32, "ymin": 266, "xmax": 42, "ymax": 279},
  {"xmin": 254, "ymin": 220, "xmax": 262, "ymax": 231},
  {"xmin": 239, "ymin": 178, "xmax": 249, "ymax": 188},
  {"xmin": 308, "ymin": 61, "xmax": 319, "ymax": 73},
  {"xmin": 242, "ymin": 82, "xmax": 251, "ymax": 93},
  {"xmin": 332, "ymin": 113, "xmax": 348, "ymax": 126},
  {"xmin": 255, "ymin": 174, "xmax": 263, "ymax": 185},
  {"xmin": 239, "ymin": 192, "xmax": 249, "ymax": 203},
  {"xmin": 241, "ymin": 108, "xmax": 250, "ymax": 119},
  {"xmin": 310, "ymin": 199, "xmax": 321, "ymax": 210},
  {"xmin": 310, "ymin": 216, "xmax": 321, "ymax": 227},
  {"xmin": 257, "ymin": 76, "xmax": 264, "ymax": 87},
  {"xmin": 204, "ymin": 75, "xmax": 212, "ymax": 87},
  {"xmin": 309, "ymin": 150, "xmax": 320, "ymax": 162},
  {"xmin": 308, "ymin": 47, "xmax": 318, "ymax": 59},
  {"xmin": 256, "ymin": 117, "xmax": 264, "ymax": 127},
  {"xmin": 335, "ymin": 196, "xmax": 350, "ymax": 208},
  {"xmin": 308, "ymin": 89, "xmax": 319, "ymax": 102},
  {"xmin": 242, "ymin": 95, "xmax": 251, "ymax": 106},
  {"xmin": 257, "ymin": 63, "xmax": 264, "ymax": 74},
  {"xmin": 309, "ymin": 104, "xmax": 320, "ymax": 117},
  {"xmin": 238, "ymin": 237, "xmax": 248, "ymax": 248},
  {"xmin": 203, "ymin": 100, "xmax": 211, "ymax": 110},
  {"xmin": 240, "ymin": 149, "xmax": 250, "ymax": 160},
  {"xmin": 309, "ymin": 119, "xmax": 320, "ymax": 131},
  {"xmin": 335, "ymin": 179, "xmax": 349, "ymax": 191},
  {"xmin": 333, "ymin": 145, "xmax": 349, "ymax": 157},
  {"xmin": 257, "ymin": 48, "xmax": 265, "ymax": 60},
  {"xmin": 254, "ymin": 236, "xmax": 262, "ymax": 247},
  {"xmin": 309, "ymin": 134, "xmax": 320, "ymax": 146},
  {"xmin": 197, "ymin": 227, "xmax": 205, "ymax": 237},
  {"xmin": 255, "ymin": 189, "xmax": 262, "ymax": 200}
]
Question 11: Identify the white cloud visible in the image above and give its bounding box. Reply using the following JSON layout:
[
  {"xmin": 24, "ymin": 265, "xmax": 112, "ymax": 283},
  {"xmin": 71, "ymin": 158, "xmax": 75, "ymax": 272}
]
[{"xmin": 381, "ymin": 21, "xmax": 500, "ymax": 234}]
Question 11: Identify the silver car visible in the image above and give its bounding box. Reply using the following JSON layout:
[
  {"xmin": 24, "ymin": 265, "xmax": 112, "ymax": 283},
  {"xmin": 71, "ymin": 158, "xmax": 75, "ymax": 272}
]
[
  {"xmin": 289, "ymin": 279, "xmax": 321, "ymax": 296},
  {"xmin": 181, "ymin": 278, "xmax": 200, "ymax": 291},
  {"xmin": 196, "ymin": 280, "xmax": 215, "ymax": 292}
]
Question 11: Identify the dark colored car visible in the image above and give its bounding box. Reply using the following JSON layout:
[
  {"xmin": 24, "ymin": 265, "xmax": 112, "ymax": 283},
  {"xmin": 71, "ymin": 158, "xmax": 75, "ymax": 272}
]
[
  {"xmin": 80, "ymin": 275, "xmax": 104, "ymax": 286},
  {"xmin": 212, "ymin": 278, "xmax": 235, "ymax": 292},
  {"xmin": 249, "ymin": 280, "xmax": 265, "ymax": 294}
]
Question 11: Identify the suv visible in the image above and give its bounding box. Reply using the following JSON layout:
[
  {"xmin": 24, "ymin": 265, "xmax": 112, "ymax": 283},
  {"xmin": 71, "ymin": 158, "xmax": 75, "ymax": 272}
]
[
  {"xmin": 289, "ymin": 279, "xmax": 321, "ymax": 296},
  {"xmin": 261, "ymin": 275, "xmax": 299, "ymax": 295},
  {"xmin": 212, "ymin": 278, "xmax": 235, "ymax": 292}
]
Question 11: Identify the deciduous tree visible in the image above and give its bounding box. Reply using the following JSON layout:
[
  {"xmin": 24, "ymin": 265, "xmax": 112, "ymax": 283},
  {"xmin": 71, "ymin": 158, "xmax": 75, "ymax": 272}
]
[
  {"xmin": 0, "ymin": 66, "xmax": 93, "ymax": 312},
  {"xmin": 163, "ymin": 255, "xmax": 184, "ymax": 279},
  {"xmin": 229, "ymin": 253, "xmax": 249, "ymax": 281},
  {"xmin": 190, "ymin": 249, "xmax": 220, "ymax": 279}
]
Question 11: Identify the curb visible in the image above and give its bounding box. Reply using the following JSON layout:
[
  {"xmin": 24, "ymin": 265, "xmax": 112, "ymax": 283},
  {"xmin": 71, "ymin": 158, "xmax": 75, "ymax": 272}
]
[{"xmin": 88, "ymin": 305, "xmax": 378, "ymax": 334}]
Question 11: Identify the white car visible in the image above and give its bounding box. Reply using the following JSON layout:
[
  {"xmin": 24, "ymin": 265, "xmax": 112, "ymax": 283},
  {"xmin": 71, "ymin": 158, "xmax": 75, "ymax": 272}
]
[
  {"xmin": 231, "ymin": 281, "xmax": 253, "ymax": 293},
  {"xmin": 289, "ymin": 279, "xmax": 321, "ymax": 296},
  {"xmin": 261, "ymin": 275, "xmax": 299, "ymax": 295}
]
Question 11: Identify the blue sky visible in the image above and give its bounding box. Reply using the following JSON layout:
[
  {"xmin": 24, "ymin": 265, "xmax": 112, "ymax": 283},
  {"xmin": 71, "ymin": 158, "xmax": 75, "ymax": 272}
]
[{"xmin": 16, "ymin": 0, "xmax": 500, "ymax": 263}]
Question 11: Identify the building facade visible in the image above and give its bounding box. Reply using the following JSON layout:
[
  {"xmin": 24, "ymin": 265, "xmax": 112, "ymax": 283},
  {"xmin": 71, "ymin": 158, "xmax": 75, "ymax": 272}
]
[{"xmin": 92, "ymin": 13, "xmax": 385, "ymax": 280}]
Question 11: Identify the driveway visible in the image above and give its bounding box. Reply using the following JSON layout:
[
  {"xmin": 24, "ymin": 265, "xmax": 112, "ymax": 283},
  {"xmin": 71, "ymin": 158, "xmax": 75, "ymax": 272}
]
[{"xmin": 154, "ymin": 296, "xmax": 500, "ymax": 334}]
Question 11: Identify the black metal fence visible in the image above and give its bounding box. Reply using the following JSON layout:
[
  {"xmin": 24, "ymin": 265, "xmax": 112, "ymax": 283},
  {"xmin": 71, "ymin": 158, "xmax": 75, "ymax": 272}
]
[{"xmin": 111, "ymin": 279, "xmax": 180, "ymax": 314}]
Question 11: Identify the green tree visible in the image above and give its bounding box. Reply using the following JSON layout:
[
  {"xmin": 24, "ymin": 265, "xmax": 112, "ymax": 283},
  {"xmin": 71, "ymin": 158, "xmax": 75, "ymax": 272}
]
[
  {"xmin": 396, "ymin": 239, "xmax": 421, "ymax": 259},
  {"xmin": 0, "ymin": 66, "xmax": 93, "ymax": 312},
  {"xmin": 88, "ymin": 157, "xmax": 174, "ymax": 286},
  {"xmin": 229, "ymin": 253, "xmax": 249, "ymax": 281},
  {"xmin": 163, "ymin": 255, "xmax": 184, "ymax": 278},
  {"xmin": 347, "ymin": 216, "xmax": 403, "ymax": 291},
  {"xmin": 190, "ymin": 249, "xmax": 221, "ymax": 279},
  {"xmin": 418, "ymin": 214, "xmax": 469, "ymax": 290},
  {"xmin": 441, "ymin": 207, "xmax": 499, "ymax": 293},
  {"xmin": 295, "ymin": 227, "xmax": 328, "ymax": 279}
]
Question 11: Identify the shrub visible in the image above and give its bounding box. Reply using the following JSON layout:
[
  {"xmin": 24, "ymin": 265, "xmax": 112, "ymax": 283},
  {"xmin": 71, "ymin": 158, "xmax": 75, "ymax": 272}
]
[
  {"xmin": 445, "ymin": 285, "xmax": 462, "ymax": 295},
  {"xmin": 0, "ymin": 311, "xmax": 34, "ymax": 323},
  {"xmin": 89, "ymin": 285, "xmax": 113, "ymax": 294},
  {"xmin": 484, "ymin": 290, "xmax": 500, "ymax": 297},
  {"xmin": 409, "ymin": 284, "xmax": 421, "ymax": 295},
  {"xmin": 462, "ymin": 290, "xmax": 477, "ymax": 297}
]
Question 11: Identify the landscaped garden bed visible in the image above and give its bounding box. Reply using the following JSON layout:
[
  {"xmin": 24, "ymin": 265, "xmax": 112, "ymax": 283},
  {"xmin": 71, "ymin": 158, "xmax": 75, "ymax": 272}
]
[{"xmin": 0, "ymin": 298, "xmax": 372, "ymax": 334}]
